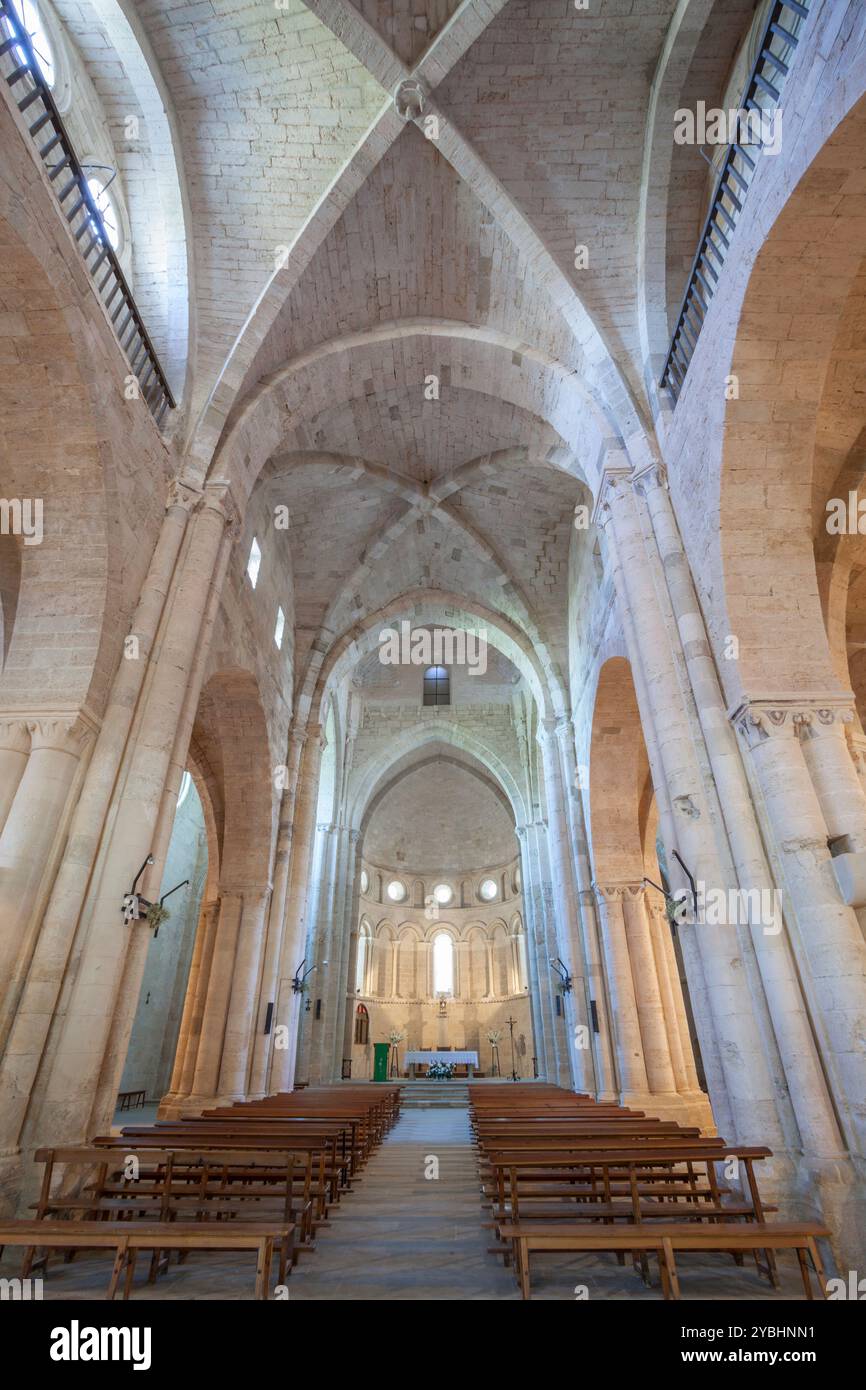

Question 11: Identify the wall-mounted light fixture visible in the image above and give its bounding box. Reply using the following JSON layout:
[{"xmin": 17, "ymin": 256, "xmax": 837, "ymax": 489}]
[
  {"xmin": 549, "ymin": 956, "xmax": 573, "ymax": 993},
  {"xmin": 292, "ymin": 958, "xmax": 328, "ymax": 993}
]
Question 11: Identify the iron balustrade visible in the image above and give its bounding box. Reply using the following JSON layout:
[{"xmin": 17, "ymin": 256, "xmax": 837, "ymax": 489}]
[
  {"xmin": 0, "ymin": 0, "xmax": 175, "ymax": 425},
  {"xmin": 661, "ymin": 0, "xmax": 811, "ymax": 403}
]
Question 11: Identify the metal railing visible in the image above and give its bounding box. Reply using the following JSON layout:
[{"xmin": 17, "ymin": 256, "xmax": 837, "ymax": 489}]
[
  {"xmin": 0, "ymin": 0, "xmax": 175, "ymax": 425},
  {"xmin": 661, "ymin": 0, "xmax": 810, "ymax": 403}
]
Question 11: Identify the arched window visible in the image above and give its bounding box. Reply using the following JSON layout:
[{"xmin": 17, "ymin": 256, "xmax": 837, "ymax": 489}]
[
  {"xmin": 432, "ymin": 931, "xmax": 454, "ymax": 996},
  {"xmin": 354, "ymin": 1003, "xmax": 369, "ymax": 1046},
  {"xmin": 423, "ymin": 665, "xmax": 450, "ymax": 706},
  {"xmin": 355, "ymin": 921, "xmax": 371, "ymax": 994}
]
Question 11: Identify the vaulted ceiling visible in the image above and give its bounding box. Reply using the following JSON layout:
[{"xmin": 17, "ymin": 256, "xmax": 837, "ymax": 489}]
[{"xmin": 58, "ymin": 0, "xmax": 760, "ymax": 705}]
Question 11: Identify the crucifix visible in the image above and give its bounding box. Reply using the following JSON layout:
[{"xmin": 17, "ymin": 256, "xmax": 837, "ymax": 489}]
[{"xmin": 505, "ymin": 1015, "xmax": 519, "ymax": 1082}]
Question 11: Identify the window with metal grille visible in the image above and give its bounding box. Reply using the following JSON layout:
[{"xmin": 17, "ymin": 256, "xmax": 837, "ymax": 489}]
[{"xmin": 422, "ymin": 665, "xmax": 449, "ymax": 706}]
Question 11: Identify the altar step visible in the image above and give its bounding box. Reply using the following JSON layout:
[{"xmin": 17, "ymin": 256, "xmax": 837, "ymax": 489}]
[{"xmin": 398, "ymin": 1082, "xmax": 470, "ymax": 1108}]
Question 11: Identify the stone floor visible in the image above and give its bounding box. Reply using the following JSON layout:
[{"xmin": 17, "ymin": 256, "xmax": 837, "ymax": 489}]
[{"xmin": 1, "ymin": 1108, "xmax": 812, "ymax": 1300}]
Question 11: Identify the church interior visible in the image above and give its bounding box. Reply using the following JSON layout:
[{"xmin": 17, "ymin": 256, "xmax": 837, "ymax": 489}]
[{"xmin": 1, "ymin": 0, "xmax": 865, "ymax": 1315}]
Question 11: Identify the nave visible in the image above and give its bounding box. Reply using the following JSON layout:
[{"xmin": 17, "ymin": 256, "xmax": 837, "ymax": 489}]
[{"xmin": 0, "ymin": 1082, "xmax": 821, "ymax": 1302}]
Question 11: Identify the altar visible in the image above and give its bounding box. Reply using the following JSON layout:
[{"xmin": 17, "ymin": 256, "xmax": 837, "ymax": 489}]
[{"xmin": 404, "ymin": 1049, "xmax": 479, "ymax": 1078}]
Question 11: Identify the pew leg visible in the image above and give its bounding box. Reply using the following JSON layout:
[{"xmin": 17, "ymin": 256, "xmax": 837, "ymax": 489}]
[
  {"xmin": 662, "ymin": 1240, "xmax": 680, "ymax": 1300},
  {"xmin": 517, "ymin": 1239, "xmax": 531, "ymax": 1300},
  {"xmin": 255, "ymin": 1237, "xmax": 273, "ymax": 1301},
  {"xmin": 124, "ymin": 1248, "xmax": 138, "ymax": 1300},
  {"xmin": 659, "ymin": 1251, "xmax": 672, "ymax": 1301},
  {"xmin": 796, "ymin": 1248, "xmax": 813, "ymax": 1300},
  {"xmin": 106, "ymin": 1243, "xmax": 127, "ymax": 1301},
  {"xmin": 807, "ymin": 1238, "xmax": 828, "ymax": 1299}
]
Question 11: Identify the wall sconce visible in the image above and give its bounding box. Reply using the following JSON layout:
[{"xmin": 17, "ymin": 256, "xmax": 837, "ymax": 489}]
[
  {"xmin": 292, "ymin": 958, "xmax": 327, "ymax": 993},
  {"xmin": 549, "ymin": 956, "xmax": 573, "ymax": 993},
  {"xmin": 121, "ymin": 854, "xmax": 188, "ymax": 936}
]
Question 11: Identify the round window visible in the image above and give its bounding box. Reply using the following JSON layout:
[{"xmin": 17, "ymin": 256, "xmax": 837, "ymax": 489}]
[
  {"xmin": 359, "ymin": 869, "xmax": 369, "ymax": 895},
  {"xmin": 386, "ymin": 879, "xmax": 406, "ymax": 903},
  {"xmin": 479, "ymin": 878, "xmax": 498, "ymax": 902},
  {"xmin": 10, "ymin": 0, "xmax": 55, "ymax": 87},
  {"xmin": 432, "ymin": 883, "xmax": 452, "ymax": 906}
]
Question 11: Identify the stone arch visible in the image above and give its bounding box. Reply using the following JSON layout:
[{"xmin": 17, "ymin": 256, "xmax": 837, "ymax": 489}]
[
  {"xmin": 0, "ymin": 535, "xmax": 21, "ymax": 672},
  {"xmin": 305, "ymin": 591, "xmax": 559, "ymax": 727},
  {"xmin": 203, "ymin": 324, "xmax": 626, "ymax": 504},
  {"xmin": 718, "ymin": 94, "xmax": 866, "ymax": 699},
  {"xmin": 192, "ymin": 667, "xmax": 275, "ymax": 891},
  {"xmin": 587, "ymin": 657, "xmax": 648, "ymax": 883}
]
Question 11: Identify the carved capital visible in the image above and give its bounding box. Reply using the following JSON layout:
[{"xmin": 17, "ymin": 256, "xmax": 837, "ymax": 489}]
[
  {"xmin": 590, "ymin": 465, "xmax": 631, "ymax": 531},
  {"xmin": 202, "ymin": 479, "xmax": 242, "ymax": 538},
  {"xmin": 593, "ymin": 880, "xmax": 645, "ymax": 903},
  {"xmin": 165, "ymin": 478, "xmax": 202, "ymax": 513},
  {"xmin": 27, "ymin": 714, "xmax": 95, "ymax": 757},
  {"xmin": 0, "ymin": 718, "xmax": 30, "ymax": 755},
  {"xmin": 632, "ymin": 460, "xmax": 668, "ymax": 498},
  {"xmin": 732, "ymin": 697, "xmax": 855, "ymax": 749}
]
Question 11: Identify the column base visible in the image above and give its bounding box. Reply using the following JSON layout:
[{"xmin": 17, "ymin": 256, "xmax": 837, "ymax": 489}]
[{"xmin": 618, "ymin": 1089, "xmax": 716, "ymax": 1131}]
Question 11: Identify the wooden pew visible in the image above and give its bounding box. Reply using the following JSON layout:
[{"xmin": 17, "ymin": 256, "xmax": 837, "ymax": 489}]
[
  {"xmin": 497, "ymin": 1221, "xmax": 830, "ymax": 1300},
  {"xmin": 0, "ymin": 1220, "xmax": 293, "ymax": 1300}
]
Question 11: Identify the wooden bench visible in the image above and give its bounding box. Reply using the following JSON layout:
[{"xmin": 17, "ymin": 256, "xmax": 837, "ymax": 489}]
[
  {"xmin": 0, "ymin": 1220, "xmax": 295, "ymax": 1300},
  {"xmin": 497, "ymin": 1221, "xmax": 830, "ymax": 1300},
  {"xmin": 117, "ymin": 1089, "xmax": 147, "ymax": 1112}
]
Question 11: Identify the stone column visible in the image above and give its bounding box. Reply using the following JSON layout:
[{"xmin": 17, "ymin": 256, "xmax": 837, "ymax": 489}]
[
  {"xmin": 734, "ymin": 702, "xmax": 866, "ymax": 1153},
  {"xmin": 596, "ymin": 469, "xmax": 785, "ymax": 1151},
  {"xmin": 592, "ymin": 884, "xmax": 649, "ymax": 1098},
  {"xmin": 189, "ymin": 892, "xmax": 243, "ymax": 1100},
  {"xmin": 0, "ymin": 483, "xmax": 196, "ymax": 1161},
  {"xmin": 269, "ymin": 724, "xmax": 323, "ymax": 1092},
  {"xmin": 539, "ymin": 719, "xmax": 593, "ymax": 1091},
  {"xmin": 645, "ymin": 891, "xmax": 698, "ymax": 1094},
  {"xmin": 217, "ymin": 886, "xmax": 272, "ymax": 1099},
  {"xmin": 636, "ymin": 462, "xmax": 846, "ymax": 1156},
  {"xmin": 25, "ymin": 484, "xmax": 236, "ymax": 1153},
  {"xmin": 559, "ymin": 718, "xmax": 618, "ymax": 1099},
  {"xmin": 247, "ymin": 728, "xmax": 307, "ymax": 1097},
  {"xmin": 0, "ymin": 719, "xmax": 29, "ymax": 835},
  {"xmin": 162, "ymin": 898, "xmax": 220, "ymax": 1110},
  {"xmin": 799, "ymin": 705, "xmax": 866, "ymax": 852},
  {"xmin": 620, "ymin": 885, "xmax": 677, "ymax": 1096},
  {"xmin": 0, "ymin": 714, "xmax": 95, "ymax": 1034}
]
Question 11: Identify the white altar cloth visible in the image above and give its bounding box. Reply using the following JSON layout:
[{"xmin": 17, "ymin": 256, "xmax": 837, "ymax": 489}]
[{"xmin": 404, "ymin": 1050, "xmax": 479, "ymax": 1065}]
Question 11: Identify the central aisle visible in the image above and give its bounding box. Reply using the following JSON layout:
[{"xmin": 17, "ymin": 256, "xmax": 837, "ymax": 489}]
[{"xmin": 289, "ymin": 1105, "xmax": 516, "ymax": 1300}]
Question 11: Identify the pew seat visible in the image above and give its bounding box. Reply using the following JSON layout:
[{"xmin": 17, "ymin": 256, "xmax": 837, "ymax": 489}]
[{"xmin": 496, "ymin": 1220, "xmax": 830, "ymax": 1300}]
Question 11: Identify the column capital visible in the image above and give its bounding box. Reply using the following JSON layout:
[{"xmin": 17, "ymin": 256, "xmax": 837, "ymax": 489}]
[
  {"xmin": 731, "ymin": 695, "xmax": 855, "ymax": 748},
  {"xmin": 202, "ymin": 479, "xmax": 242, "ymax": 538},
  {"xmin": 165, "ymin": 477, "xmax": 202, "ymax": 513},
  {"xmin": 593, "ymin": 880, "xmax": 645, "ymax": 902},
  {"xmin": 0, "ymin": 718, "xmax": 30, "ymax": 754},
  {"xmin": 26, "ymin": 712, "xmax": 97, "ymax": 756},
  {"xmin": 631, "ymin": 460, "xmax": 668, "ymax": 496},
  {"xmin": 590, "ymin": 464, "xmax": 632, "ymax": 530}
]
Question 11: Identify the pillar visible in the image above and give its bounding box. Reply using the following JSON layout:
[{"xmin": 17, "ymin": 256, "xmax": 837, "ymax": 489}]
[
  {"xmin": 0, "ymin": 482, "xmax": 196, "ymax": 1164},
  {"xmin": 592, "ymin": 884, "xmax": 650, "ymax": 1098},
  {"xmin": 23, "ymin": 483, "xmax": 236, "ymax": 1155}
]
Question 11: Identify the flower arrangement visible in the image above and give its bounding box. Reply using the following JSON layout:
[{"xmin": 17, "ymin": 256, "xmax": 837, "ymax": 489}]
[
  {"xmin": 388, "ymin": 1029, "xmax": 405, "ymax": 1045},
  {"xmin": 486, "ymin": 1030, "xmax": 501, "ymax": 1045},
  {"xmin": 427, "ymin": 1060, "xmax": 455, "ymax": 1080},
  {"xmin": 146, "ymin": 902, "xmax": 170, "ymax": 932}
]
